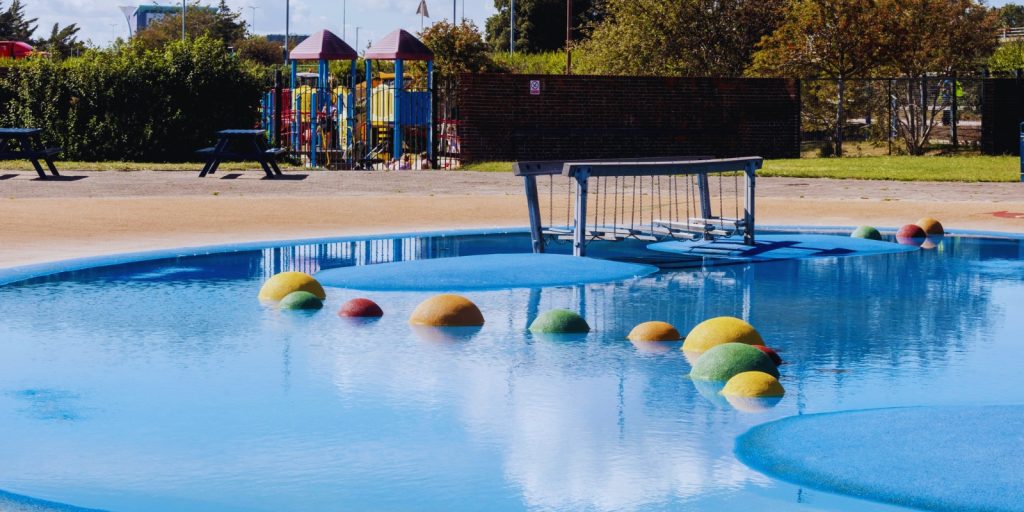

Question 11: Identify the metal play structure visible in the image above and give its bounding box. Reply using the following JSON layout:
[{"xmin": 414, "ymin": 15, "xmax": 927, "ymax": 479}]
[
  {"xmin": 514, "ymin": 157, "xmax": 762, "ymax": 256},
  {"xmin": 260, "ymin": 29, "xmax": 435, "ymax": 170},
  {"xmin": 363, "ymin": 29, "xmax": 435, "ymax": 169},
  {"xmin": 282, "ymin": 30, "xmax": 358, "ymax": 169}
]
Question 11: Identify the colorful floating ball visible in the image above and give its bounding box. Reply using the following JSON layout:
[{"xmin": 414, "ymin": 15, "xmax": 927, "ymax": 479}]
[
  {"xmin": 896, "ymin": 224, "xmax": 927, "ymax": 246},
  {"xmin": 279, "ymin": 291, "xmax": 324, "ymax": 310},
  {"xmin": 916, "ymin": 217, "xmax": 945, "ymax": 236},
  {"xmin": 338, "ymin": 298, "xmax": 383, "ymax": 318},
  {"xmin": 690, "ymin": 343, "xmax": 779, "ymax": 382},
  {"xmin": 682, "ymin": 316, "xmax": 765, "ymax": 353},
  {"xmin": 722, "ymin": 371, "xmax": 785, "ymax": 398},
  {"xmin": 753, "ymin": 345, "xmax": 783, "ymax": 366},
  {"xmin": 850, "ymin": 226, "xmax": 882, "ymax": 240},
  {"xmin": 529, "ymin": 309, "xmax": 590, "ymax": 334},
  {"xmin": 259, "ymin": 271, "xmax": 326, "ymax": 301},
  {"xmin": 627, "ymin": 321, "xmax": 681, "ymax": 342},
  {"xmin": 409, "ymin": 294, "xmax": 484, "ymax": 327}
]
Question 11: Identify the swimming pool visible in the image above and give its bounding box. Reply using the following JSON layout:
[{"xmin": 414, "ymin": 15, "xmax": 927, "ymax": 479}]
[{"xmin": 0, "ymin": 228, "xmax": 1021, "ymax": 511}]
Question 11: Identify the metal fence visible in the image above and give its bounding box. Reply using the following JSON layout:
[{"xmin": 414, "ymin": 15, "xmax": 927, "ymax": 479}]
[{"xmin": 801, "ymin": 77, "xmax": 985, "ymax": 156}]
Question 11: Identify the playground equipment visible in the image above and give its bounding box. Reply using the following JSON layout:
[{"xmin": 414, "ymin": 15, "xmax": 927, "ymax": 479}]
[
  {"xmin": 286, "ymin": 30, "xmax": 358, "ymax": 168},
  {"xmin": 514, "ymin": 157, "xmax": 762, "ymax": 256},
  {"xmin": 363, "ymin": 29, "xmax": 434, "ymax": 168}
]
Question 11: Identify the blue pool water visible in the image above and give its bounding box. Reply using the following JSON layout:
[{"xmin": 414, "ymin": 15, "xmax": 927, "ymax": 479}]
[{"xmin": 0, "ymin": 229, "xmax": 1022, "ymax": 512}]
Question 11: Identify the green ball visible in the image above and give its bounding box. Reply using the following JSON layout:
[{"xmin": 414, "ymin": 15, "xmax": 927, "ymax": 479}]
[
  {"xmin": 529, "ymin": 309, "xmax": 590, "ymax": 333},
  {"xmin": 690, "ymin": 343, "xmax": 779, "ymax": 382},
  {"xmin": 851, "ymin": 226, "xmax": 882, "ymax": 240},
  {"xmin": 279, "ymin": 291, "xmax": 324, "ymax": 310}
]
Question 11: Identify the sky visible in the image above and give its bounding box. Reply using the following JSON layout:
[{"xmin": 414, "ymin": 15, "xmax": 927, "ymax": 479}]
[
  {"xmin": 23, "ymin": 0, "xmax": 497, "ymax": 48},
  {"xmin": 21, "ymin": 0, "xmax": 1022, "ymax": 49}
]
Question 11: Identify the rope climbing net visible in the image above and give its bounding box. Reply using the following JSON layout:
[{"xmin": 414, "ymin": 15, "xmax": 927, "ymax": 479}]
[{"xmin": 514, "ymin": 156, "xmax": 762, "ymax": 256}]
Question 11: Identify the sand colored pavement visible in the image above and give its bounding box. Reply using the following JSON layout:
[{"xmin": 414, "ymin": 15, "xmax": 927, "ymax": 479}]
[{"xmin": 0, "ymin": 170, "xmax": 1021, "ymax": 268}]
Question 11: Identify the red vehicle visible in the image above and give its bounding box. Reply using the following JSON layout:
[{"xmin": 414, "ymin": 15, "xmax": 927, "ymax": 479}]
[{"xmin": 0, "ymin": 41, "xmax": 36, "ymax": 59}]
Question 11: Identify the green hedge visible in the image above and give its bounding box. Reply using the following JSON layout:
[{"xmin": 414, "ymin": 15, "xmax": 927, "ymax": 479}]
[{"xmin": 0, "ymin": 37, "xmax": 266, "ymax": 161}]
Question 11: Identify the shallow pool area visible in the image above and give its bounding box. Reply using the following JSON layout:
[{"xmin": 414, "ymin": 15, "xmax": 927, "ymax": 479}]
[{"xmin": 0, "ymin": 229, "xmax": 1022, "ymax": 511}]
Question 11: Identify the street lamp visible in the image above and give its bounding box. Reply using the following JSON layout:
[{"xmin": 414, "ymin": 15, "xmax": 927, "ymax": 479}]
[
  {"xmin": 182, "ymin": 0, "xmax": 186, "ymax": 42},
  {"xmin": 510, "ymin": 0, "xmax": 515, "ymax": 53},
  {"xmin": 245, "ymin": 5, "xmax": 258, "ymax": 33}
]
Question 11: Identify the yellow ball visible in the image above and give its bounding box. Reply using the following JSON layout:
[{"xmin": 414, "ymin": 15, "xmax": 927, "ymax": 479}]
[
  {"xmin": 915, "ymin": 217, "xmax": 944, "ymax": 236},
  {"xmin": 682, "ymin": 316, "xmax": 764, "ymax": 353},
  {"xmin": 627, "ymin": 321, "xmax": 681, "ymax": 342},
  {"xmin": 409, "ymin": 294, "xmax": 484, "ymax": 327},
  {"xmin": 721, "ymin": 371, "xmax": 785, "ymax": 398},
  {"xmin": 258, "ymin": 271, "xmax": 326, "ymax": 301}
]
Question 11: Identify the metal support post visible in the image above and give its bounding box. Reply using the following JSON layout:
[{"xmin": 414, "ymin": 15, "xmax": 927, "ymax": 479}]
[
  {"xmin": 573, "ymin": 169, "xmax": 589, "ymax": 257},
  {"xmin": 524, "ymin": 175, "xmax": 546, "ymax": 253},
  {"xmin": 393, "ymin": 59, "xmax": 404, "ymax": 162},
  {"xmin": 697, "ymin": 172, "xmax": 712, "ymax": 219},
  {"xmin": 744, "ymin": 162, "xmax": 757, "ymax": 245}
]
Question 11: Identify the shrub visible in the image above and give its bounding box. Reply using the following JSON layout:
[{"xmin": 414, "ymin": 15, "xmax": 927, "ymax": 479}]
[{"xmin": 0, "ymin": 36, "xmax": 265, "ymax": 161}]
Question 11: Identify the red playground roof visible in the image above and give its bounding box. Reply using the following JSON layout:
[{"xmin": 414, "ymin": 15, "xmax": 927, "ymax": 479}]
[
  {"xmin": 364, "ymin": 29, "xmax": 433, "ymax": 61},
  {"xmin": 289, "ymin": 30, "xmax": 357, "ymax": 61}
]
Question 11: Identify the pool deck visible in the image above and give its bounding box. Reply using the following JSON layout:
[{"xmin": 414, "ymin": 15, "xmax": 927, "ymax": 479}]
[{"xmin": 0, "ymin": 170, "xmax": 1021, "ymax": 267}]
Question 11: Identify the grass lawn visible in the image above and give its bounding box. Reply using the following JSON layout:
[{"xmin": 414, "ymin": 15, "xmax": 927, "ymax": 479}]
[{"xmin": 462, "ymin": 156, "xmax": 1021, "ymax": 182}]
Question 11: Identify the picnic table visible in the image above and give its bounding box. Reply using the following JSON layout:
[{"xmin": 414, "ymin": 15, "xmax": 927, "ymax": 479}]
[
  {"xmin": 0, "ymin": 128, "xmax": 61, "ymax": 178},
  {"xmin": 196, "ymin": 129, "xmax": 286, "ymax": 178}
]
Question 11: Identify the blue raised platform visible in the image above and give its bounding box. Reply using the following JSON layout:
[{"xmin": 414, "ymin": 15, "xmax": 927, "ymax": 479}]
[
  {"xmin": 648, "ymin": 234, "xmax": 917, "ymax": 261},
  {"xmin": 315, "ymin": 253, "xmax": 659, "ymax": 291},
  {"xmin": 735, "ymin": 406, "xmax": 1024, "ymax": 511}
]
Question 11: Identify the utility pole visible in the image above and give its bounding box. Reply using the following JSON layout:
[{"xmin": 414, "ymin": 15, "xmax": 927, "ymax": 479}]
[
  {"xmin": 285, "ymin": 0, "xmax": 290, "ymax": 59},
  {"xmin": 510, "ymin": 0, "xmax": 515, "ymax": 53},
  {"xmin": 565, "ymin": 0, "xmax": 572, "ymax": 74},
  {"xmin": 343, "ymin": 0, "xmax": 347, "ymax": 40},
  {"xmin": 181, "ymin": 0, "xmax": 186, "ymax": 42}
]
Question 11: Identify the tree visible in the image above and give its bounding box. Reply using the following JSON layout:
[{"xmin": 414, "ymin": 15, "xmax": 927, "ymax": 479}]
[
  {"xmin": 748, "ymin": 0, "xmax": 890, "ymax": 156},
  {"xmin": 421, "ymin": 20, "xmax": 497, "ymax": 80},
  {"xmin": 0, "ymin": 0, "xmax": 36, "ymax": 41},
  {"xmin": 882, "ymin": 0, "xmax": 997, "ymax": 154},
  {"xmin": 33, "ymin": 23, "xmax": 85, "ymax": 59},
  {"xmin": 135, "ymin": 1, "xmax": 247, "ymax": 50},
  {"xmin": 989, "ymin": 40, "xmax": 1024, "ymax": 71},
  {"xmin": 577, "ymin": 0, "xmax": 788, "ymax": 77},
  {"xmin": 997, "ymin": 3, "xmax": 1024, "ymax": 28},
  {"xmin": 485, "ymin": 0, "xmax": 605, "ymax": 52},
  {"xmin": 236, "ymin": 36, "xmax": 283, "ymax": 66}
]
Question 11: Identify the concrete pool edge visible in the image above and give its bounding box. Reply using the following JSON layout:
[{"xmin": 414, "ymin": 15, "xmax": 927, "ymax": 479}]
[{"xmin": 2, "ymin": 225, "xmax": 1021, "ymax": 287}]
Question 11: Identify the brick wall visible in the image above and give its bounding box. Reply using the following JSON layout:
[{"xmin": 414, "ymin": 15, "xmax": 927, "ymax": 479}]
[
  {"xmin": 456, "ymin": 74, "xmax": 801, "ymax": 162},
  {"xmin": 981, "ymin": 79, "xmax": 1024, "ymax": 155}
]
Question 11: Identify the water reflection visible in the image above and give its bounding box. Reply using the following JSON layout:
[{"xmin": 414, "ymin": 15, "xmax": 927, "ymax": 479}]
[{"xmin": 0, "ymin": 232, "xmax": 1020, "ymax": 511}]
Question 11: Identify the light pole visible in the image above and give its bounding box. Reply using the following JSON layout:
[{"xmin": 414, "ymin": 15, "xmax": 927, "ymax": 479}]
[
  {"xmin": 181, "ymin": 0, "xmax": 186, "ymax": 42},
  {"xmin": 355, "ymin": 26, "xmax": 361, "ymax": 55},
  {"xmin": 510, "ymin": 0, "xmax": 515, "ymax": 53},
  {"xmin": 565, "ymin": 0, "xmax": 572, "ymax": 74},
  {"xmin": 245, "ymin": 5, "xmax": 258, "ymax": 33},
  {"xmin": 285, "ymin": 0, "xmax": 290, "ymax": 53},
  {"xmin": 343, "ymin": 0, "xmax": 346, "ymax": 40}
]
